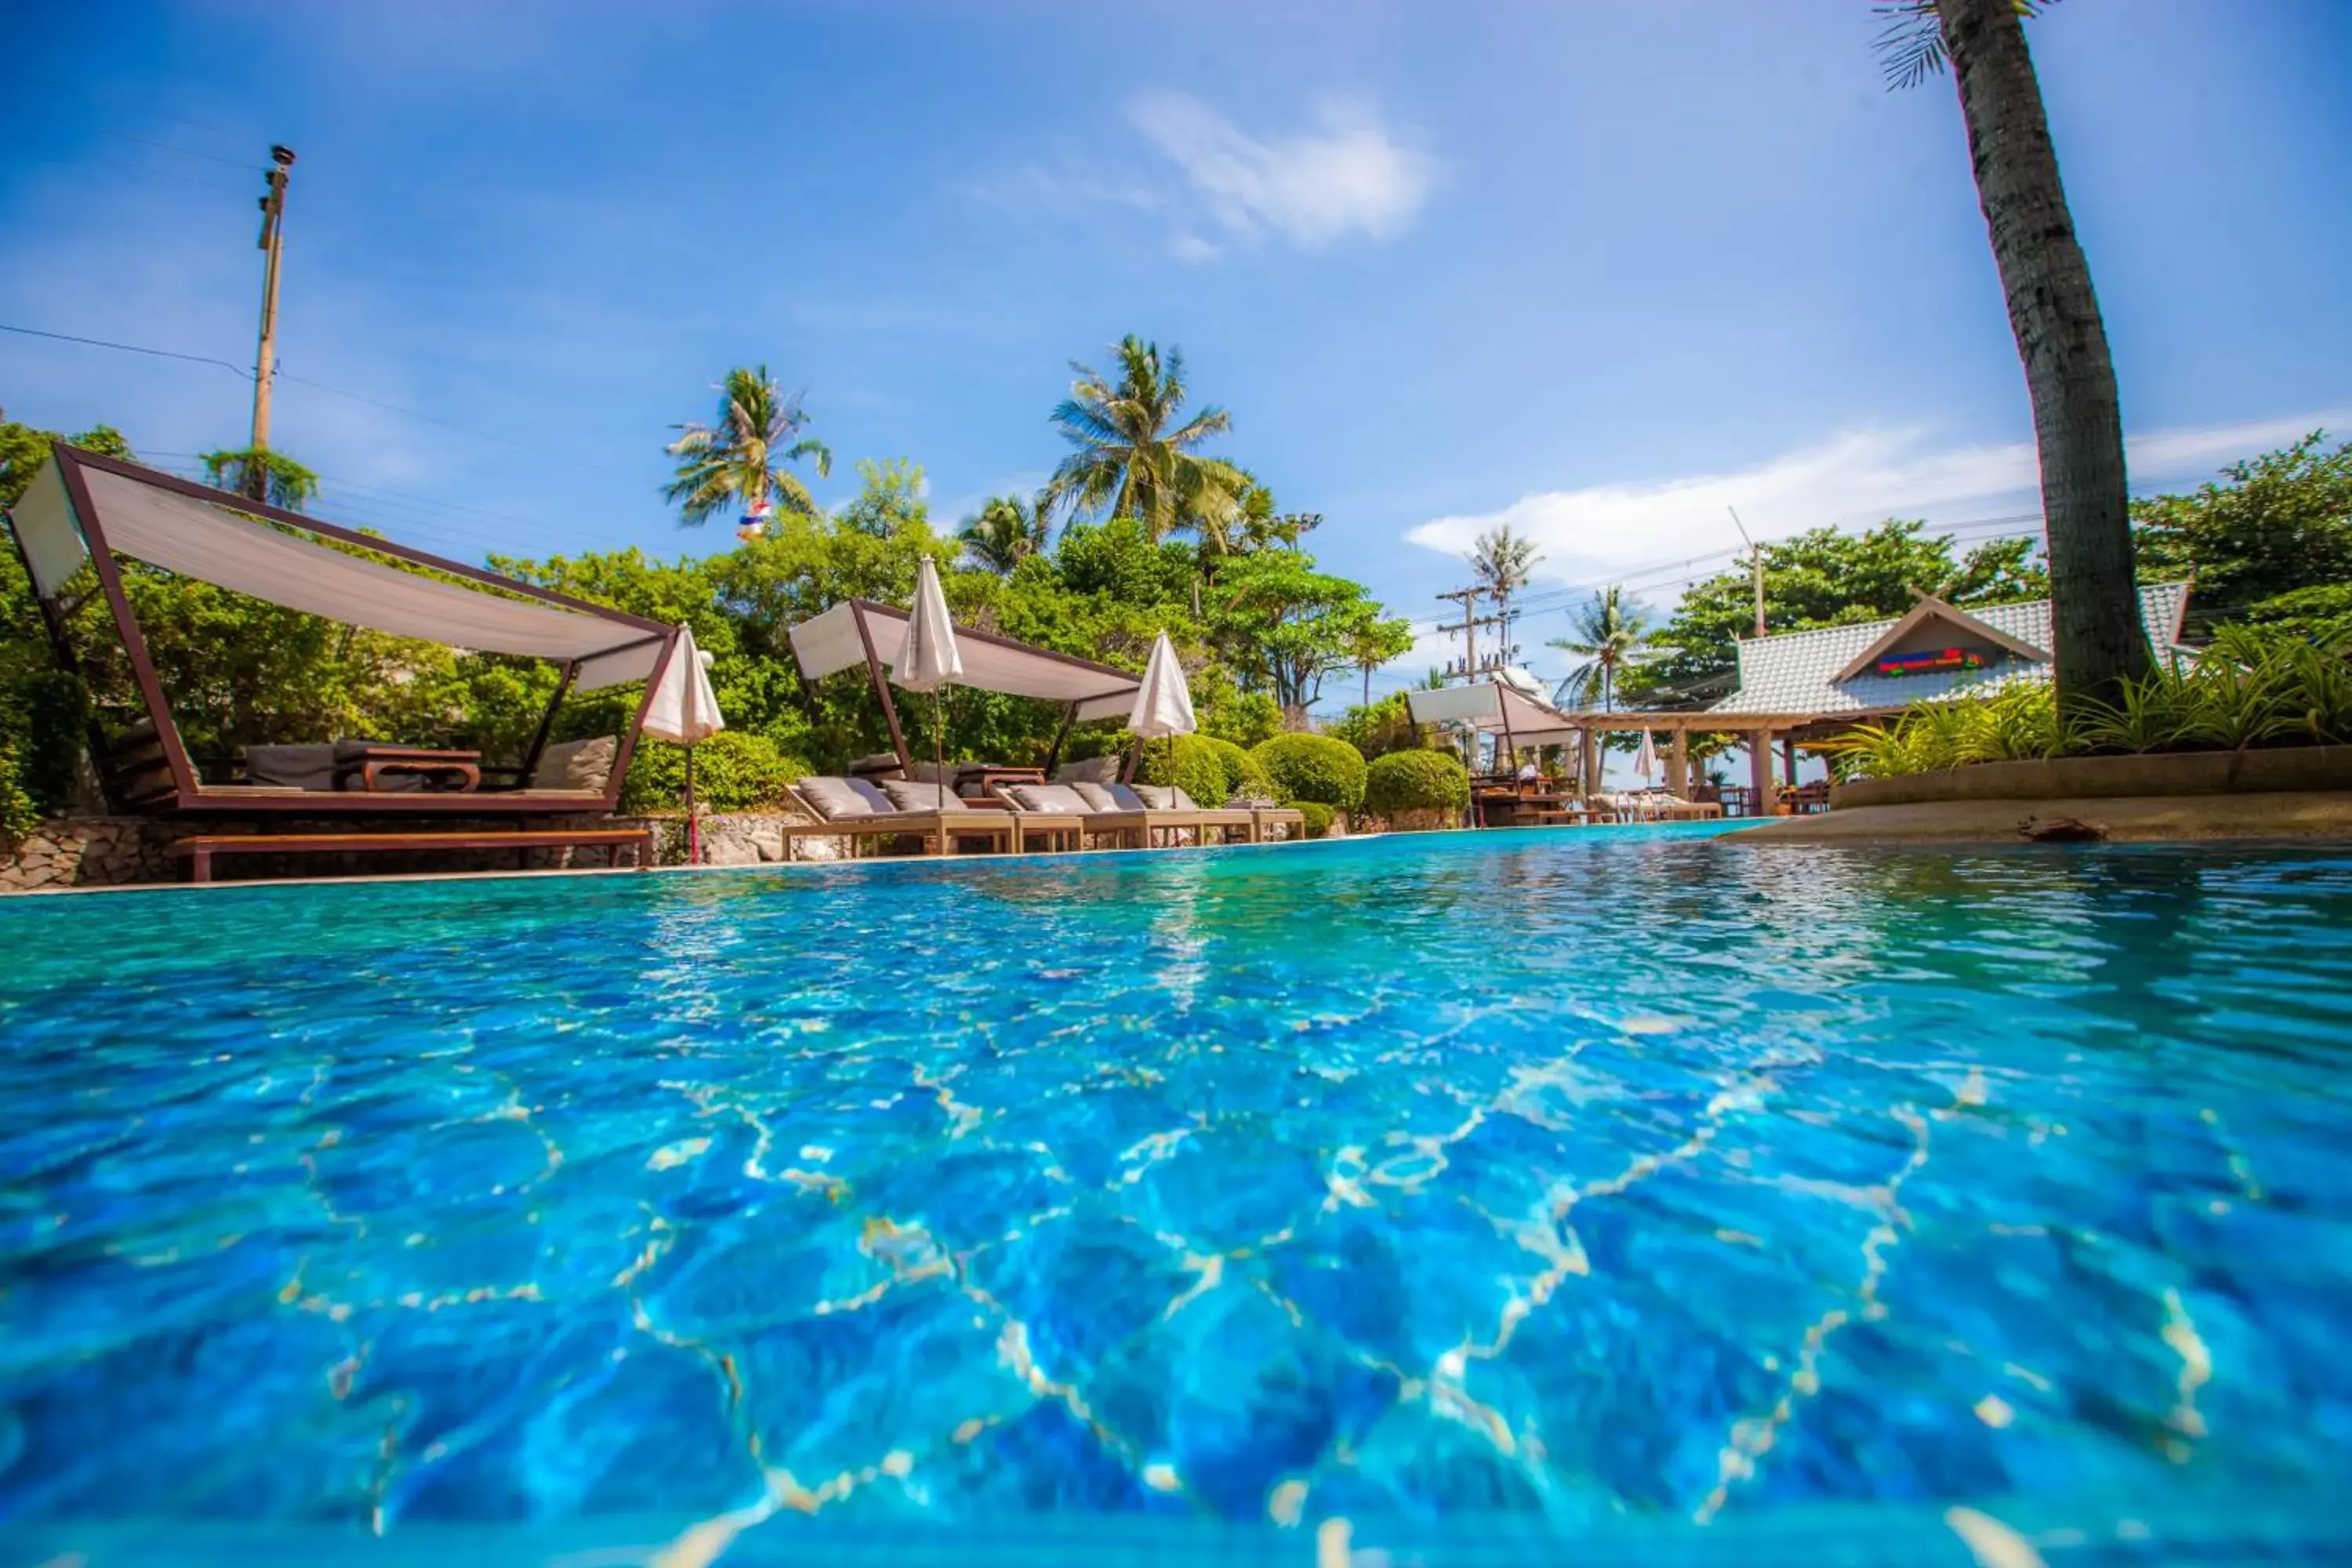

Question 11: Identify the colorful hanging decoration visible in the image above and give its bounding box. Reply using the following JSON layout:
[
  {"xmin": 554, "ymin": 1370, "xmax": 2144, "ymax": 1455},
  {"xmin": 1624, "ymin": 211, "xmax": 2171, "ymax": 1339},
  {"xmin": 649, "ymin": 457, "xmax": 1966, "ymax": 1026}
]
[
  {"xmin": 1875, "ymin": 645, "xmax": 1986, "ymax": 677},
  {"xmin": 735, "ymin": 498, "xmax": 773, "ymax": 543}
]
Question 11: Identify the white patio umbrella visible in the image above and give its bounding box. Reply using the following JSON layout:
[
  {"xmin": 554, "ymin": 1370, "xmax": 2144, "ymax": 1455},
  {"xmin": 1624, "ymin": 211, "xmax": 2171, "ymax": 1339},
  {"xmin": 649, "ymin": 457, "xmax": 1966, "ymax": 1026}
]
[
  {"xmin": 1128, "ymin": 630, "xmax": 1197, "ymax": 784},
  {"xmin": 643, "ymin": 624, "xmax": 725, "ymax": 862},
  {"xmin": 1633, "ymin": 728, "xmax": 1659, "ymax": 786},
  {"xmin": 891, "ymin": 556, "xmax": 964, "ymax": 791}
]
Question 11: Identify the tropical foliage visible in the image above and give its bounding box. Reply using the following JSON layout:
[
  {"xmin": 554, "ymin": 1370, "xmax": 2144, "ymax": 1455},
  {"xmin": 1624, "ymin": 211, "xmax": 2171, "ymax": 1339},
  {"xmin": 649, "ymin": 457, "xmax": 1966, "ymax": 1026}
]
[
  {"xmin": 1251, "ymin": 732, "xmax": 1368, "ymax": 813},
  {"xmin": 1550, "ymin": 586, "xmax": 1653, "ymax": 710},
  {"xmin": 664, "ymin": 365, "xmax": 833, "ymax": 528},
  {"xmin": 1824, "ymin": 626, "xmax": 2352, "ymax": 779},
  {"xmin": 619, "ymin": 731, "xmax": 804, "ymax": 815},
  {"xmin": 959, "ymin": 493, "xmax": 1051, "ymax": 574},
  {"xmin": 1044, "ymin": 336, "xmax": 1244, "ymax": 543},
  {"xmin": 2133, "ymin": 432, "xmax": 2352, "ymax": 639},
  {"xmin": 199, "ymin": 447, "xmax": 320, "ymax": 511},
  {"xmin": 1363, "ymin": 748, "xmax": 1470, "ymax": 818}
]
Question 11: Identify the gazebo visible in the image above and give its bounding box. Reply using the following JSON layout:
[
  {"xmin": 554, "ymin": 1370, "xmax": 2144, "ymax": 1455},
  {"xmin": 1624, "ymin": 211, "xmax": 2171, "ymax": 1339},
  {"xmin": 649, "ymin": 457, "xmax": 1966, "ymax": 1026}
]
[
  {"xmin": 1543, "ymin": 584, "xmax": 2193, "ymax": 807},
  {"xmin": 6, "ymin": 445, "xmax": 692, "ymax": 818},
  {"xmin": 787, "ymin": 597, "xmax": 1144, "ymax": 775}
]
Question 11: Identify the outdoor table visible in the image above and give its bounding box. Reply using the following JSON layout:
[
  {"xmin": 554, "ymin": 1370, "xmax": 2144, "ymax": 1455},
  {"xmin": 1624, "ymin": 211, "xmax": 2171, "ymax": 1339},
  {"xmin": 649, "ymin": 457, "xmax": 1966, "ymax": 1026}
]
[
  {"xmin": 332, "ymin": 744, "xmax": 482, "ymax": 793},
  {"xmin": 956, "ymin": 764, "xmax": 1045, "ymax": 800}
]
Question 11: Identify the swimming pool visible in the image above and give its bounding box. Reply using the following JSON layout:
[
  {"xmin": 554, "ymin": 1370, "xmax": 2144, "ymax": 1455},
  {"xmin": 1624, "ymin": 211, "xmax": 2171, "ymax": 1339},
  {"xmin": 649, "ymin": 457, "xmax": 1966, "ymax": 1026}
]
[{"xmin": 3, "ymin": 826, "xmax": 2348, "ymax": 1563}]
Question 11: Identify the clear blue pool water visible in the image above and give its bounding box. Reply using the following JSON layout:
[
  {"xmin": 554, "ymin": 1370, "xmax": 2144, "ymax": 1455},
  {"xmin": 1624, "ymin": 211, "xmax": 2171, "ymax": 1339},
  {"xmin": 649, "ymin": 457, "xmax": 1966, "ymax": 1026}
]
[{"xmin": 2, "ymin": 825, "xmax": 2350, "ymax": 1565}]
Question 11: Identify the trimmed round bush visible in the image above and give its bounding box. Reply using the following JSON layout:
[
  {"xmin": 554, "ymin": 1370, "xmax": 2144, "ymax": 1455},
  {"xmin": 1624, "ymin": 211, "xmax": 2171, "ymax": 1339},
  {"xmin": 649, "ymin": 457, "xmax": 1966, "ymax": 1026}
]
[
  {"xmin": 1135, "ymin": 735, "xmax": 1230, "ymax": 806},
  {"xmin": 1250, "ymin": 732, "xmax": 1367, "ymax": 812},
  {"xmin": 1198, "ymin": 735, "xmax": 1275, "ymax": 799},
  {"xmin": 1292, "ymin": 800, "xmax": 1336, "ymax": 839},
  {"xmin": 622, "ymin": 731, "xmax": 804, "ymax": 815},
  {"xmin": 1363, "ymin": 749, "xmax": 1470, "ymax": 818}
]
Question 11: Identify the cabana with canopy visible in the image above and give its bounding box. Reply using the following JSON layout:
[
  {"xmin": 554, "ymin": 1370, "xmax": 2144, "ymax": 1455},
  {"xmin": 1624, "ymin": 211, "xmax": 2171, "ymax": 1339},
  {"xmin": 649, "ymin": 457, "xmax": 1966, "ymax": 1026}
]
[
  {"xmin": 1406, "ymin": 678, "xmax": 1581, "ymax": 763},
  {"xmin": 787, "ymin": 597, "xmax": 1143, "ymax": 774},
  {"xmin": 6, "ymin": 445, "xmax": 696, "ymax": 816}
]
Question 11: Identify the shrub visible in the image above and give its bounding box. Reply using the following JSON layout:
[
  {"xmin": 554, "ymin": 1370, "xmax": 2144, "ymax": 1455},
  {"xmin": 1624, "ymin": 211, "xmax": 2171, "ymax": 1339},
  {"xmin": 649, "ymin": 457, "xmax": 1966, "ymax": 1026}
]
[
  {"xmin": 20, "ymin": 670, "xmax": 89, "ymax": 815},
  {"xmin": 1363, "ymin": 749, "xmax": 1470, "ymax": 817},
  {"xmin": 1201, "ymin": 690, "xmax": 1283, "ymax": 750},
  {"xmin": 622, "ymin": 731, "xmax": 804, "ymax": 815},
  {"xmin": 1292, "ymin": 800, "xmax": 1335, "ymax": 839},
  {"xmin": 0, "ymin": 746, "xmax": 38, "ymax": 845},
  {"xmin": 1250, "ymin": 731, "xmax": 1367, "ymax": 811},
  {"xmin": 1138, "ymin": 734, "xmax": 1278, "ymax": 804}
]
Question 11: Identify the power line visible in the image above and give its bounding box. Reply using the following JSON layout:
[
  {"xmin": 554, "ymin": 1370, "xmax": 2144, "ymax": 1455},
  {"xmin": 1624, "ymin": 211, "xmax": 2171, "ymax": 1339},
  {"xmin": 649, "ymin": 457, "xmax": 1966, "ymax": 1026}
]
[{"xmin": 0, "ymin": 321, "xmax": 252, "ymax": 377}]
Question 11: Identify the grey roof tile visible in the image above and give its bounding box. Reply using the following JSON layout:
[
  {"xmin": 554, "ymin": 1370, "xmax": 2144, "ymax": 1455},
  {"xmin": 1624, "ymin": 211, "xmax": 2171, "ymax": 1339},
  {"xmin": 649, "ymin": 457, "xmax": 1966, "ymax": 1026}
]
[{"xmin": 1706, "ymin": 583, "xmax": 2189, "ymax": 717}]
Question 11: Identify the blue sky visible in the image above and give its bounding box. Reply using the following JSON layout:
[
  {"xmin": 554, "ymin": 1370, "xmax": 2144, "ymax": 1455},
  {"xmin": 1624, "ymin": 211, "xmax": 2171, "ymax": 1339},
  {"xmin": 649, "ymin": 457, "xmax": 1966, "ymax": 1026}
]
[{"xmin": 5, "ymin": 0, "xmax": 2349, "ymax": 706}]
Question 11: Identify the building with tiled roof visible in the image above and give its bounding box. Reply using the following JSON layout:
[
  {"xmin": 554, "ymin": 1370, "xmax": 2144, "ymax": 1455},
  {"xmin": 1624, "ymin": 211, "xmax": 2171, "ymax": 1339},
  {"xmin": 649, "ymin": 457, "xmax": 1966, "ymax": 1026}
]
[{"xmin": 1708, "ymin": 581, "xmax": 2191, "ymax": 719}]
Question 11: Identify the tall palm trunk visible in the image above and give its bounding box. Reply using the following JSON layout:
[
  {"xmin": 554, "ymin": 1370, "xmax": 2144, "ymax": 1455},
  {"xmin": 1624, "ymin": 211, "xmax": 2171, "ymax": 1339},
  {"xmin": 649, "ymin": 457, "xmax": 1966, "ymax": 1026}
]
[{"xmin": 1936, "ymin": 0, "xmax": 2150, "ymax": 711}]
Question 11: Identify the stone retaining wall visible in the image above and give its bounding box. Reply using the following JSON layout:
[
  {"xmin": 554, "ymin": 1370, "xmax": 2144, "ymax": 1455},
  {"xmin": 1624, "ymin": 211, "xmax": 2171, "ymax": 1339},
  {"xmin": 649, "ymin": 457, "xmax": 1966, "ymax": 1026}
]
[{"xmin": 1829, "ymin": 744, "xmax": 2352, "ymax": 810}]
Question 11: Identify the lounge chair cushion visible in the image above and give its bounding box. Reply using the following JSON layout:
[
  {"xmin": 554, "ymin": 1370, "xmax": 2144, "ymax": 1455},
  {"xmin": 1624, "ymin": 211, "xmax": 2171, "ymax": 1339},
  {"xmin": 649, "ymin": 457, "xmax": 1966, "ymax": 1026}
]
[
  {"xmin": 1004, "ymin": 782, "xmax": 1092, "ymax": 815},
  {"xmin": 1053, "ymin": 755, "xmax": 1123, "ymax": 785},
  {"xmin": 881, "ymin": 779, "xmax": 959, "ymax": 813},
  {"xmin": 1132, "ymin": 784, "xmax": 1198, "ymax": 811},
  {"xmin": 244, "ymin": 742, "xmax": 341, "ymax": 791},
  {"xmin": 530, "ymin": 735, "xmax": 617, "ymax": 792},
  {"xmin": 1070, "ymin": 781, "xmax": 1151, "ymax": 813},
  {"xmin": 798, "ymin": 775, "xmax": 895, "ymax": 820}
]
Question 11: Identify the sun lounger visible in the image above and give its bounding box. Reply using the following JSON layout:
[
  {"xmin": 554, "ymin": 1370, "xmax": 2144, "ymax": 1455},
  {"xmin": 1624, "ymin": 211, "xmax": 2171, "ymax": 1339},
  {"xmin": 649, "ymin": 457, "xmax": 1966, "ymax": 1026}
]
[
  {"xmin": 993, "ymin": 780, "xmax": 1258, "ymax": 849},
  {"xmin": 779, "ymin": 778, "xmax": 1019, "ymax": 860}
]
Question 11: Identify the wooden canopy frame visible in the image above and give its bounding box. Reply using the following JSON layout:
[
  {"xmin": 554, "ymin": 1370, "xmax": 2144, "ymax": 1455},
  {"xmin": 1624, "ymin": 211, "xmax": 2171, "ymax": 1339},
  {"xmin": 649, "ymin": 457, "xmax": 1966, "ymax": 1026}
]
[
  {"xmin": 5, "ymin": 445, "xmax": 680, "ymax": 817},
  {"xmin": 804, "ymin": 597, "xmax": 1143, "ymax": 776}
]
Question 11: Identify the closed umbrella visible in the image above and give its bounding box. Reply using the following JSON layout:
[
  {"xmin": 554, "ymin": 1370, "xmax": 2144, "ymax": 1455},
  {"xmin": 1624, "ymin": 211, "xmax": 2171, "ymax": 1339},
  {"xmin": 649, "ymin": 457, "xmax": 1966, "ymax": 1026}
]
[
  {"xmin": 1634, "ymin": 728, "xmax": 1659, "ymax": 786},
  {"xmin": 1127, "ymin": 630, "xmax": 1197, "ymax": 786},
  {"xmin": 891, "ymin": 557, "xmax": 964, "ymax": 791},
  {"xmin": 644, "ymin": 624, "xmax": 725, "ymax": 863}
]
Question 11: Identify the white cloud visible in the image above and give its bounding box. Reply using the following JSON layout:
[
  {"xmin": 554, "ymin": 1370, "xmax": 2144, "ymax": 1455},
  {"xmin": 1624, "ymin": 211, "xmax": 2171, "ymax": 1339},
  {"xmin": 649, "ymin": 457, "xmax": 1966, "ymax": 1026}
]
[
  {"xmin": 1405, "ymin": 408, "xmax": 2352, "ymax": 591},
  {"xmin": 1127, "ymin": 92, "xmax": 1434, "ymax": 249}
]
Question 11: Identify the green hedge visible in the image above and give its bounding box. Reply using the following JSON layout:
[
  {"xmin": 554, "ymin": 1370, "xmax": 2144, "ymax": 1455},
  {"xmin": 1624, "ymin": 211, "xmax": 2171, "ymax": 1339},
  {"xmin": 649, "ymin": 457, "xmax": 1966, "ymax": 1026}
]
[
  {"xmin": 1292, "ymin": 801, "xmax": 1335, "ymax": 839},
  {"xmin": 1250, "ymin": 732, "xmax": 1367, "ymax": 811},
  {"xmin": 1363, "ymin": 749, "xmax": 1470, "ymax": 816},
  {"xmin": 1138, "ymin": 734, "xmax": 1276, "ymax": 804},
  {"xmin": 622, "ymin": 731, "xmax": 804, "ymax": 815}
]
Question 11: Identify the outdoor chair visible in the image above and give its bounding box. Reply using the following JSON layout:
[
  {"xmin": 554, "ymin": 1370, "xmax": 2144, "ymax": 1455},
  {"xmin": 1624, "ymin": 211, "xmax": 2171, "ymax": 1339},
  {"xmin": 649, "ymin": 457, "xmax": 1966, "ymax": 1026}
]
[
  {"xmin": 993, "ymin": 780, "xmax": 1259, "ymax": 850},
  {"xmin": 779, "ymin": 778, "xmax": 1019, "ymax": 859}
]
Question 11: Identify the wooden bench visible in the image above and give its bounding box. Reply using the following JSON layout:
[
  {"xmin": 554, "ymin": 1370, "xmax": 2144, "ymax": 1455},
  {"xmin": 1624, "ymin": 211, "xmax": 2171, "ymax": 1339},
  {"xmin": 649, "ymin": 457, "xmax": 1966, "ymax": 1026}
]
[{"xmin": 172, "ymin": 828, "xmax": 655, "ymax": 883}]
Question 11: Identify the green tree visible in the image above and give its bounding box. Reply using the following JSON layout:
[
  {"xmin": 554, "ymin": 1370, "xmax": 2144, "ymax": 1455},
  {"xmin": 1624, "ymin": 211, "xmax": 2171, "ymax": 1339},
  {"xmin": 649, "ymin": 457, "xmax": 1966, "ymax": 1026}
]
[
  {"xmin": 1044, "ymin": 335, "xmax": 1245, "ymax": 543},
  {"xmin": 1346, "ymin": 614, "xmax": 1418, "ymax": 710},
  {"xmin": 2133, "ymin": 432, "xmax": 2352, "ymax": 637},
  {"xmin": 1549, "ymin": 586, "xmax": 1653, "ymax": 710},
  {"xmin": 1208, "ymin": 548, "xmax": 1410, "ymax": 712},
  {"xmin": 199, "ymin": 446, "xmax": 320, "ymax": 511},
  {"xmin": 1628, "ymin": 521, "xmax": 2049, "ymax": 700},
  {"xmin": 834, "ymin": 457, "xmax": 929, "ymax": 540},
  {"xmin": 1879, "ymin": 0, "xmax": 2151, "ymax": 710},
  {"xmin": 663, "ymin": 365, "xmax": 833, "ymax": 528},
  {"xmin": 1470, "ymin": 524, "xmax": 1541, "ymax": 660},
  {"xmin": 959, "ymin": 492, "xmax": 1051, "ymax": 573}
]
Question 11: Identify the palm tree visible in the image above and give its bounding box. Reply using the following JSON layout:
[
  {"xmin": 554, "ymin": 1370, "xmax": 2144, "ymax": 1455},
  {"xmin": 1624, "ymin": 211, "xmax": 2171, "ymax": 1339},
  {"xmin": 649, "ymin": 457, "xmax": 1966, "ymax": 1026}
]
[
  {"xmin": 1549, "ymin": 586, "xmax": 1652, "ymax": 712},
  {"xmin": 1470, "ymin": 524, "xmax": 1541, "ymax": 665},
  {"xmin": 663, "ymin": 366, "xmax": 833, "ymax": 528},
  {"xmin": 1878, "ymin": 0, "xmax": 2151, "ymax": 711},
  {"xmin": 960, "ymin": 493, "xmax": 1051, "ymax": 574},
  {"xmin": 1043, "ymin": 336, "xmax": 1245, "ymax": 543}
]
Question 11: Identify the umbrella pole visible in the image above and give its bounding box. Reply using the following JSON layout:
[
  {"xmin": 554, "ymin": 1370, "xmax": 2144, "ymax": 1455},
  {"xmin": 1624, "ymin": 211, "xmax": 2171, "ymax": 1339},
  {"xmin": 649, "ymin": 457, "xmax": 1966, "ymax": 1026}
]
[{"xmin": 685, "ymin": 744, "xmax": 699, "ymax": 865}]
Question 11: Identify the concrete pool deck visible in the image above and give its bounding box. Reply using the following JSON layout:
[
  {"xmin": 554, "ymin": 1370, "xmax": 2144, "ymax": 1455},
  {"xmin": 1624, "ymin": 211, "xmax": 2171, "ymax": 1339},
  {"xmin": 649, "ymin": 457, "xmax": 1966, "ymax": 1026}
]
[{"xmin": 1736, "ymin": 790, "xmax": 2352, "ymax": 844}]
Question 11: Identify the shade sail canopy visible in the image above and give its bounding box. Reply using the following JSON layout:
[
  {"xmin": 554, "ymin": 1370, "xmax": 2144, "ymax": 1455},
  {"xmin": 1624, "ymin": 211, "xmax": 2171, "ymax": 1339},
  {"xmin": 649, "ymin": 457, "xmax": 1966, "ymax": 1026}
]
[
  {"xmin": 1128, "ymin": 631, "xmax": 1196, "ymax": 739},
  {"xmin": 891, "ymin": 558, "xmax": 964, "ymax": 693},
  {"xmin": 789, "ymin": 599, "xmax": 1142, "ymax": 721},
  {"xmin": 1406, "ymin": 681, "xmax": 1581, "ymax": 747},
  {"xmin": 13, "ymin": 456, "xmax": 671, "ymax": 690},
  {"xmin": 642, "ymin": 625, "xmax": 724, "ymax": 744}
]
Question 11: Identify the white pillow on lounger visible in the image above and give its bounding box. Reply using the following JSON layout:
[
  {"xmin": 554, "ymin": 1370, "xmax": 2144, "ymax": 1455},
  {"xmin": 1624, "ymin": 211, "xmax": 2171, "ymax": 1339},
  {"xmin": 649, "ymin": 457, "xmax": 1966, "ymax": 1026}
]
[
  {"xmin": 1071, "ymin": 781, "xmax": 1153, "ymax": 813},
  {"xmin": 1131, "ymin": 784, "xmax": 1197, "ymax": 811},
  {"xmin": 881, "ymin": 780, "xmax": 960, "ymax": 813},
  {"xmin": 798, "ymin": 776, "xmax": 894, "ymax": 819},
  {"xmin": 1005, "ymin": 782, "xmax": 1093, "ymax": 815}
]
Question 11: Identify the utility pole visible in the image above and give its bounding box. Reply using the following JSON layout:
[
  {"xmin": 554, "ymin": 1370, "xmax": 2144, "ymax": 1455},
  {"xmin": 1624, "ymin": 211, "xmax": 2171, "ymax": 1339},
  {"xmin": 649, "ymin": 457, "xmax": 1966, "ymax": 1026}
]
[
  {"xmin": 249, "ymin": 144, "xmax": 297, "ymax": 467},
  {"xmin": 1728, "ymin": 506, "xmax": 1766, "ymax": 637},
  {"xmin": 1434, "ymin": 586, "xmax": 1506, "ymax": 684}
]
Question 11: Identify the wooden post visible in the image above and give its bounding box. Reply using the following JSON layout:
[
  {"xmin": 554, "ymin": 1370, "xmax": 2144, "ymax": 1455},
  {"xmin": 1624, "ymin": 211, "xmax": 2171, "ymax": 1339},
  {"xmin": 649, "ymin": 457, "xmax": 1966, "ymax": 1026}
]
[
  {"xmin": 1749, "ymin": 728, "xmax": 1774, "ymax": 817},
  {"xmin": 517, "ymin": 660, "xmax": 577, "ymax": 788},
  {"xmin": 1043, "ymin": 702, "xmax": 1078, "ymax": 777},
  {"xmin": 1670, "ymin": 728, "xmax": 1689, "ymax": 800},
  {"xmin": 849, "ymin": 602, "xmax": 913, "ymax": 770},
  {"xmin": 1782, "ymin": 736, "xmax": 1798, "ymax": 791}
]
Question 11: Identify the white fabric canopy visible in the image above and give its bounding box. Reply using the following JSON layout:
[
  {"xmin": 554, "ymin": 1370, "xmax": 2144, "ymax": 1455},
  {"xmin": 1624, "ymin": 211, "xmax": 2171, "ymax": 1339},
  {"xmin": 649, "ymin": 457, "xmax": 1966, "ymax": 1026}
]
[
  {"xmin": 641, "ymin": 625, "xmax": 725, "ymax": 744},
  {"xmin": 891, "ymin": 558, "xmax": 964, "ymax": 693},
  {"xmin": 1406, "ymin": 681, "xmax": 1581, "ymax": 747},
  {"xmin": 12, "ymin": 458, "xmax": 669, "ymax": 691},
  {"xmin": 1127, "ymin": 631, "xmax": 1196, "ymax": 740},
  {"xmin": 789, "ymin": 600, "xmax": 1141, "ymax": 721}
]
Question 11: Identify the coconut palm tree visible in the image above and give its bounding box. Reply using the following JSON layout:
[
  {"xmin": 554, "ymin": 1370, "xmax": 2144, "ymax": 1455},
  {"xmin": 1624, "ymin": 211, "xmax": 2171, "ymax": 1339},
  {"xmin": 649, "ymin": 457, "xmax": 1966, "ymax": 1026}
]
[
  {"xmin": 1549, "ymin": 586, "xmax": 1653, "ymax": 712},
  {"xmin": 1470, "ymin": 524, "xmax": 1542, "ymax": 666},
  {"xmin": 1043, "ymin": 336, "xmax": 1245, "ymax": 543},
  {"xmin": 959, "ymin": 493, "xmax": 1051, "ymax": 574},
  {"xmin": 663, "ymin": 366, "xmax": 833, "ymax": 528},
  {"xmin": 1877, "ymin": 0, "xmax": 2151, "ymax": 710}
]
